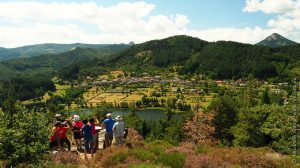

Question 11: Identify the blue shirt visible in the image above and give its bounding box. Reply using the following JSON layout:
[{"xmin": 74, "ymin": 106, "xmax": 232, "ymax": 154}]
[
  {"xmin": 81, "ymin": 124, "xmax": 93, "ymax": 140},
  {"xmin": 103, "ymin": 118, "xmax": 115, "ymax": 133}
]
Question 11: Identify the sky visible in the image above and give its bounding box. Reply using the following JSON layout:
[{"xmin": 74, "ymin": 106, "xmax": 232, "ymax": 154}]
[{"xmin": 0, "ymin": 0, "xmax": 299, "ymax": 48}]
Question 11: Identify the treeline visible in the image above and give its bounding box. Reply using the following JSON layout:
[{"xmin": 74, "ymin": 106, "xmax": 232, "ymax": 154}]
[
  {"xmin": 0, "ymin": 77, "xmax": 55, "ymax": 106},
  {"xmin": 110, "ymin": 35, "xmax": 300, "ymax": 80},
  {"xmin": 0, "ymin": 46, "xmax": 127, "ymax": 104},
  {"xmin": 184, "ymin": 41, "xmax": 278, "ymax": 79},
  {"xmin": 122, "ymin": 108, "xmax": 188, "ymax": 145},
  {"xmin": 111, "ymin": 35, "xmax": 208, "ymax": 67},
  {"xmin": 3, "ymin": 35, "xmax": 300, "ymax": 84},
  {"xmin": 0, "ymin": 45, "xmax": 127, "ymax": 80},
  {"xmin": 135, "ymin": 96, "xmax": 191, "ymax": 111},
  {"xmin": 206, "ymin": 80, "xmax": 298, "ymax": 154}
]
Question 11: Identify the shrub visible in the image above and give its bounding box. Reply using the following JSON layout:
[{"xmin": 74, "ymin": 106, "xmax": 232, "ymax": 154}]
[
  {"xmin": 155, "ymin": 152, "xmax": 186, "ymax": 168},
  {"xmin": 202, "ymin": 146, "xmax": 297, "ymax": 168},
  {"xmin": 49, "ymin": 152, "xmax": 81, "ymax": 166},
  {"xmin": 92, "ymin": 146, "xmax": 130, "ymax": 168},
  {"xmin": 195, "ymin": 144, "xmax": 208, "ymax": 154},
  {"xmin": 103, "ymin": 152, "xmax": 128, "ymax": 167},
  {"xmin": 165, "ymin": 143, "xmax": 195, "ymax": 155},
  {"xmin": 0, "ymin": 106, "xmax": 49, "ymax": 167},
  {"xmin": 130, "ymin": 148, "xmax": 155, "ymax": 161},
  {"xmin": 183, "ymin": 111, "xmax": 218, "ymax": 145},
  {"xmin": 185, "ymin": 155, "xmax": 231, "ymax": 168},
  {"xmin": 147, "ymin": 140, "xmax": 172, "ymax": 155},
  {"xmin": 129, "ymin": 163, "xmax": 161, "ymax": 168}
]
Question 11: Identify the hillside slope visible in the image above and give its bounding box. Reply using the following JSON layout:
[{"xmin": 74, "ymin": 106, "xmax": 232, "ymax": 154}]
[
  {"xmin": 0, "ymin": 45, "xmax": 127, "ymax": 79},
  {"xmin": 0, "ymin": 43, "xmax": 129, "ymax": 61},
  {"xmin": 2, "ymin": 34, "xmax": 300, "ymax": 80},
  {"xmin": 110, "ymin": 35, "xmax": 299, "ymax": 79},
  {"xmin": 257, "ymin": 33, "xmax": 298, "ymax": 48},
  {"xmin": 111, "ymin": 35, "xmax": 208, "ymax": 67}
]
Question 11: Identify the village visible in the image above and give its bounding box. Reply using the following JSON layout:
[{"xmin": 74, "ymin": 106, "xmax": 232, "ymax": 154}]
[{"xmin": 74, "ymin": 70, "xmax": 292, "ymax": 111}]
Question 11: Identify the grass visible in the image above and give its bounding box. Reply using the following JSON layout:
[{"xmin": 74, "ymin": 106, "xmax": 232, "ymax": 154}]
[
  {"xmin": 155, "ymin": 152, "xmax": 186, "ymax": 168},
  {"xmin": 55, "ymin": 84, "xmax": 71, "ymax": 90},
  {"xmin": 110, "ymin": 70, "xmax": 124, "ymax": 78},
  {"xmin": 103, "ymin": 152, "xmax": 128, "ymax": 167},
  {"xmin": 39, "ymin": 84, "xmax": 71, "ymax": 102},
  {"xmin": 129, "ymin": 148, "xmax": 155, "ymax": 161},
  {"xmin": 45, "ymin": 139, "xmax": 300, "ymax": 168},
  {"xmin": 82, "ymin": 83, "xmax": 215, "ymax": 110},
  {"xmin": 195, "ymin": 144, "xmax": 207, "ymax": 154},
  {"xmin": 147, "ymin": 140, "xmax": 172, "ymax": 155},
  {"xmin": 129, "ymin": 163, "xmax": 162, "ymax": 168},
  {"xmin": 201, "ymin": 102, "xmax": 211, "ymax": 108}
]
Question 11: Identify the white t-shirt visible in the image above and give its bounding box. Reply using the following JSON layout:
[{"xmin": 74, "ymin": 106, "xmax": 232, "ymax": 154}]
[{"xmin": 113, "ymin": 121, "xmax": 125, "ymax": 137}]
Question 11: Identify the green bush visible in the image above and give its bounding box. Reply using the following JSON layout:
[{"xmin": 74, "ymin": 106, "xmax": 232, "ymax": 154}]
[
  {"xmin": 147, "ymin": 140, "xmax": 172, "ymax": 155},
  {"xmin": 195, "ymin": 144, "xmax": 207, "ymax": 154},
  {"xmin": 45, "ymin": 163, "xmax": 79, "ymax": 168},
  {"xmin": 103, "ymin": 152, "xmax": 128, "ymax": 167},
  {"xmin": 155, "ymin": 152, "xmax": 186, "ymax": 168},
  {"xmin": 0, "ymin": 104, "xmax": 49, "ymax": 167},
  {"xmin": 130, "ymin": 148, "xmax": 155, "ymax": 161}
]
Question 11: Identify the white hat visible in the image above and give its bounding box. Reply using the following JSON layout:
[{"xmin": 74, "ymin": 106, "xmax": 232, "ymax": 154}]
[
  {"xmin": 74, "ymin": 115, "xmax": 80, "ymax": 121},
  {"xmin": 115, "ymin": 116, "xmax": 122, "ymax": 121},
  {"xmin": 55, "ymin": 114, "xmax": 61, "ymax": 118},
  {"xmin": 106, "ymin": 113, "xmax": 112, "ymax": 117}
]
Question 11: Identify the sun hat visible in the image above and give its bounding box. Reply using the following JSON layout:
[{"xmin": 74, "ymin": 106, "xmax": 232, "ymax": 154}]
[
  {"xmin": 55, "ymin": 114, "xmax": 61, "ymax": 118},
  {"xmin": 74, "ymin": 115, "xmax": 80, "ymax": 121},
  {"xmin": 115, "ymin": 115, "xmax": 122, "ymax": 121}
]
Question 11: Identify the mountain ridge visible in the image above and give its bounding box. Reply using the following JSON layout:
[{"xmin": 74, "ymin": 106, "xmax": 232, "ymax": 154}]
[
  {"xmin": 0, "ymin": 43, "xmax": 129, "ymax": 61},
  {"xmin": 0, "ymin": 33, "xmax": 298, "ymax": 61},
  {"xmin": 256, "ymin": 33, "xmax": 298, "ymax": 48},
  {"xmin": 1, "ymin": 34, "xmax": 300, "ymax": 81}
]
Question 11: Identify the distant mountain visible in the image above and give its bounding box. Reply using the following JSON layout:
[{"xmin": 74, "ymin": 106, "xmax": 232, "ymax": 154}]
[
  {"xmin": 111, "ymin": 35, "xmax": 208, "ymax": 67},
  {"xmin": 257, "ymin": 33, "xmax": 298, "ymax": 48},
  {"xmin": 2, "ymin": 35, "xmax": 300, "ymax": 81},
  {"xmin": 110, "ymin": 35, "xmax": 300, "ymax": 79},
  {"xmin": 0, "ymin": 43, "xmax": 129, "ymax": 61},
  {"xmin": 0, "ymin": 45, "xmax": 128, "ymax": 79}
]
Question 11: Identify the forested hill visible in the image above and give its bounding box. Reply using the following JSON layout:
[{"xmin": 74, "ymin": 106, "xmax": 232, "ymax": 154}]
[
  {"xmin": 111, "ymin": 35, "xmax": 209, "ymax": 67},
  {"xmin": 0, "ymin": 45, "xmax": 128, "ymax": 104},
  {"xmin": 0, "ymin": 43, "xmax": 129, "ymax": 61},
  {"xmin": 2, "ymin": 35, "xmax": 300, "ymax": 81},
  {"xmin": 110, "ymin": 35, "xmax": 300, "ymax": 80},
  {"xmin": 0, "ymin": 44, "xmax": 128, "ymax": 79}
]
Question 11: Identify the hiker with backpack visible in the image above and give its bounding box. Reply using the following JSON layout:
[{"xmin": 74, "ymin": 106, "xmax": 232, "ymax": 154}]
[
  {"xmin": 72, "ymin": 115, "xmax": 83, "ymax": 151},
  {"xmin": 113, "ymin": 116, "xmax": 125, "ymax": 146},
  {"xmin": 58, "ymin": 121, "xmax": 71, "ymax": 151},
  {"xmin": 49, "ymin": 121, "xmax": 62, "ymax": 151},
  {"xmin": 81, "ymin": 119, "xmax": 94, "ymax": 158},
  {"xmin": 89, "ymin": 117, "xmax": 99, "ymax": 151},
  {"xmin": 101, "ymin": 113, "xmax": 115, "ymax": 148}
]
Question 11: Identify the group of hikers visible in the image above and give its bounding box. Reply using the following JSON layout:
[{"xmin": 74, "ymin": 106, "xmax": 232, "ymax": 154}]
[{"xmin": 49, "ymin": 113, "xmax": 126, "ymax": 157}]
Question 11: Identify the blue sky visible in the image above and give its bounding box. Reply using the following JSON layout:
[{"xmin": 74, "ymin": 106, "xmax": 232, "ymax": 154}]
[
  {"xmin": 32, "ymin": 0, "xmax": 274, "ymax": 29},
  {"xmin": 0, "ymin": 0, "xmax": 299, "ymax": 47}
]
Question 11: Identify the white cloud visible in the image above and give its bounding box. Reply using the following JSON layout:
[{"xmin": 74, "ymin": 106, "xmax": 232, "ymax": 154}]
[
  {"xmin": 243, "ymin": 0, "xmax": 297, "ymax": 14},
  {"xmin": 0, "ymin": 1, "xmax": 189, "ymax": 47},
  {"xmin": 243, "ymin": 0, "xmax": 300, "ymax": 42},
  {"xmin": 188, "ymin": 27, "xmax": 283, "ymax": 44},
  {"xmin": 0, "ymin": 1, "xmax": 299, "ymax": 48}
]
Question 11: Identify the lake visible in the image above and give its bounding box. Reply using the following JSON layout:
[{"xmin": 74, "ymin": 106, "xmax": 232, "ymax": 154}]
[{"xmin": 72, "ymin": 108, "xmax": 185, "ymax": 122}]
